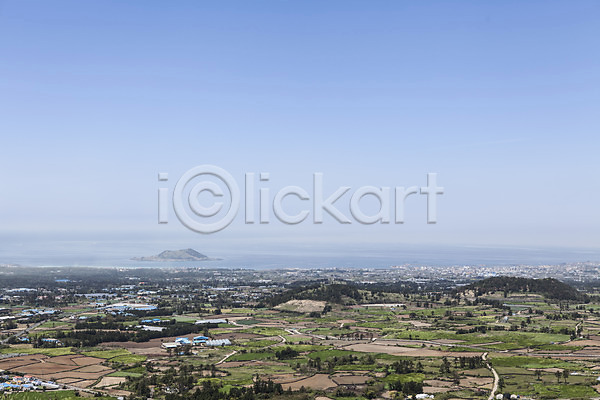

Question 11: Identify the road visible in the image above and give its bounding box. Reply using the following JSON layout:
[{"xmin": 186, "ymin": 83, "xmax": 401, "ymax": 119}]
[
  {"xmin": 0, "ymin": 320, "xmax": 45, "ymax": 344},
  {"xmin": 483, "ymin": 352, "xmax": 499, "ymax": 400},
  {"xmin": 216, "ymin": 350, "xmax": 237, "ymax": 365}
]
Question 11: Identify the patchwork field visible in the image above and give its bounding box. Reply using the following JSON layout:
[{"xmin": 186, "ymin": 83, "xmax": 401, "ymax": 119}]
[{"xmin": 0, "ymin": 354, "xmax": 110, "ymax": 382}]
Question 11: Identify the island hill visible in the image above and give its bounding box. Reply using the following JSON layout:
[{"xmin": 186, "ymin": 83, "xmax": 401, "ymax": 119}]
[{"xmin": 132, "ymin": 248, "xmax": 219, "ymax": 262}]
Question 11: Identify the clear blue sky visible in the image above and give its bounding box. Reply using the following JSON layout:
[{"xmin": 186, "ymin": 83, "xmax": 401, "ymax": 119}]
[{"xmin": 0, "ymin": 1, "xmax": 599, "ymax": 261}]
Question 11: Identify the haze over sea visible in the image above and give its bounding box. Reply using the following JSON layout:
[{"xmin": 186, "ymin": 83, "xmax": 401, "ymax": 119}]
[{"xmin": 1, "ymin": 239, "xmax": 599, "ymax": 270}]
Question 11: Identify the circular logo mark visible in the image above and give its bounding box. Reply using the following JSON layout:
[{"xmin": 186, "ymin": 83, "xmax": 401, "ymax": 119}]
[{"xmin": 173, "ymin": 165, "xmax": 240, "ymax": 233}]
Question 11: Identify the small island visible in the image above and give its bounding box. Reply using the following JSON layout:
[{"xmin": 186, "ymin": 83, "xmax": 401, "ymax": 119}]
[{"xmin": 132, "ymin": 248, "xmax": 218, "ymax": 262}]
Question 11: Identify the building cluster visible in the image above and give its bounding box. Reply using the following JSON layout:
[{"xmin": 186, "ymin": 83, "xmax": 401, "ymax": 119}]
[
  {"xmin": 0, "ymin": 374, "xmax": 60, "ymax": 392},
  {"xmin": 20, "ymin": 308, "xmax": 59, "ymax": 317}
]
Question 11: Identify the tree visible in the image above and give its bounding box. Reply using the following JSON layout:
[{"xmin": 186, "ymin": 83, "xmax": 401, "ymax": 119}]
[
  {"xmin": 452, "ymin": 371, "xmax": 460, "ymax": 385},
  {"xmin": 534, "ymin": 370, "xmax": 542, "ymax": 381}
]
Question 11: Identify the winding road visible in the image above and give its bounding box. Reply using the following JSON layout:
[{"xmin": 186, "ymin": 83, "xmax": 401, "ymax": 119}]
[{"xmin": 483, "ymin": 352, "xmax": 499, "ymax": 400}]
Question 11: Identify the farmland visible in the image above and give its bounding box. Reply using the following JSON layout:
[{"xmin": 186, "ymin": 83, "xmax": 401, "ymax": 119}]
[{"xmin": 1, "ymin": 265, "xmax": 600, "ymax": 399}]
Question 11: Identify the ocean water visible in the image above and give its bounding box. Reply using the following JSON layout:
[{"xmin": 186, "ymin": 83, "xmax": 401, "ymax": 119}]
[{"xmin": 0, "ymin": 239, "xmax": 599, "ymax": 269}]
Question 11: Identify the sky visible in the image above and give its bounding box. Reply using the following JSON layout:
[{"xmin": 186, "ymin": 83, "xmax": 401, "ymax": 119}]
[{"xmin": 0, "ymin": 1, "xmax": 599, "ymax": 264}]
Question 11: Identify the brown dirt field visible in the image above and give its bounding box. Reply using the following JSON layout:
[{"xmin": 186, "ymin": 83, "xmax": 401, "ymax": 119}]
[
  {"xmin": 103, "ymin": 339, "xmax": 175, "ymax": 356},
  {"xmin": 462, "ymin": 368, "xmax": 492, "ymax": 376},
  {"xmin": 13, "ymin": 363, "xmax": 77, "ymax": 375},
  {"xmin": 344, "ymin": 343, "xmax": 482, "ymax": 357},
  {"xmin": 214, "ymin": 332, "xmax": 261, "ymax": 340},
  {"xmin": 123, "ymin": 347, "xmax": 164, "ymax": 356},
  {"xmin": 563, "ymin": 340, "xmax": 600, "ymax": 347},
  {"xmin": 331, "ymin": 375, "xmax": 370, "ymax": 385},
  {"xmin": 76, "ymin": 365, "xmax": 113, "ymax": 374},
  {"xmin": 460, "ymin": 376, "xmax": 493, "ymax": 389},
  {"xmin": 95, "ymin": 376, "xmax": 127, "ymax": 387},
  {"xmin": 72, "ymin": 356, "xmax": 104, "ymax": 366},
  {"xmin": 103, "ymin": 341, "xmax": 156, "ymax": 349},
  {"xmin": 105, "ymin": 389, "xmax": 132, "ymax": 397},
  {"xmin": 70, "ymin": 379, "xmax": 97, "ymax": 388},
  {"xmin": 103, "ymin": 336, "xmax": 185, "ymax": 349},
  {"xmin": 0, "ymin": 355, "xmax": 46, "ymax": 370},
  {"xmin": 287, "ymin": 335, "xmax": 313, "ymax": 341},
  {"xmin": 38, "ymin": 369, "xmax": 115, "ymax": 380},
  {"xmin": 424, "ymin": 379, "xmax": 453, "ymax": 387},
  {"xmin": 104, "ymin": 340, "xmax": 161, "ymax": 349},
  {"xmin": 56, "ymin": 378, "xmax": 84, "ymax": 384},
  {"xmin": 408, "ymin": 320, "xmax": 432, "ymax": 328},
  {"xmin": 2, "ymin": 355, "xmax": 106, "ymax": 379},
  {"xmin": 269, "ymin": 373, "xmax": 305, "ymax": 384},
  {"xmin": 423, "ymin": 386, "xmax": 452, "ymax": 393},
  {"xmin": 281, "ymin": 374, "xmax": 337, "ymax": 391},
  {"xmin": 48, "ymin": 355, "xmax": 81, "ymax": 366}
]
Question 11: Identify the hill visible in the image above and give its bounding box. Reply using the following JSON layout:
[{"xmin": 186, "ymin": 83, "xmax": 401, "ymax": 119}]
[
  {"xmin": 265, "ymin": 283, "xmax": 364, "ymax": 307},
  {"xmin": 465, "ymin": 276, "xmax": 585, "ymax": 301},
  {"xmin": 274, "ymin": 300, "xmax": 327, "ymax": 313}
]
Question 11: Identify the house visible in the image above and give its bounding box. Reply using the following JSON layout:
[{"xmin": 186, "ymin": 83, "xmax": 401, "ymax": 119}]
[{"xmin": 193, "ymin": 335, "xmax": 209, "ymax": 345}]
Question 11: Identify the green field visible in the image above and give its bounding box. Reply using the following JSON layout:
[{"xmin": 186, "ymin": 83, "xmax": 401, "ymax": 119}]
[{"xmin": 0, "ymin": 347, "xmax": 74, "ymax": 356}]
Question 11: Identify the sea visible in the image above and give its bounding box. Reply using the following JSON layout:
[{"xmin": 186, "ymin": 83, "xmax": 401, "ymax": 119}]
[{"xmin": 0, "ymin": 239, "xmax": 599, "ymax": 269}]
